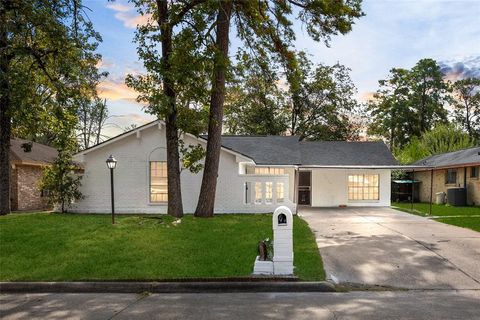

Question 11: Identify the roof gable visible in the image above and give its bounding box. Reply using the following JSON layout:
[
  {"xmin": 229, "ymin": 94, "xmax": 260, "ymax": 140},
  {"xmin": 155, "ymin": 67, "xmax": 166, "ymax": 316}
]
[{"xmin": 10, "ymin": 138, "xmax": 57, "ymax": 165}]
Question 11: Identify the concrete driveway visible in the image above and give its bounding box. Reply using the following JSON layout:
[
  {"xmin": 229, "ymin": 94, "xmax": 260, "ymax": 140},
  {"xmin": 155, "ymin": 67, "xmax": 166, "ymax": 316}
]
[{"xmin": 299, "ymin": 207, "xmax": 480, "ymax": 290}]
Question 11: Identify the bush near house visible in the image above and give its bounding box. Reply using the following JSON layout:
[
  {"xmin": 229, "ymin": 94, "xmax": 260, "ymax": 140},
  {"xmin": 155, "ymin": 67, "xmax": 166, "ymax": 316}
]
[{"xmin": 0, "ymin": 213, "xmax": 324, "ymax": 281}]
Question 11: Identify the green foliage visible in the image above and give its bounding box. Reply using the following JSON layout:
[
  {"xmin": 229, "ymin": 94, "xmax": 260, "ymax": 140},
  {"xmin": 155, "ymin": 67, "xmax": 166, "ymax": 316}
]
[
  {"xmin": 5, "ymin": 0, "xmax": 104, "ymax": 146},
  {"xmin": 40, "ymin": 110, "xmax": 83, "ymax": 213},
  {"xmin": 1, "ymin": 0, "xmax": 103, "ymax": 215},
  {"xmin": 40, "ymin": 155, "xmax": 83, "ymax": 213},
  {"xmin": 451, "ymin": 78, "xmax": 480, "ymax": 140},
  {"xmin": 125, "ymin": 1, "xmax": 211, "ymax": 134},
  {"xmin": 230, "ymin": 1, "xmax": 363, "ymax": 140},
  {"xmin": 224, "ymin": 53, "xmax": 289, "ymax": 135},
  {"xmin": 179, "ymin": 141, "xmax": 206, "ymax": 174},
  {"xmin": 224, "ymin": 52, "xmax": 361, "ymax": 140},
  {"xmin": 290, "ymin": 55, "xmax": 361, "ymax": 140},
  {"xmin": 395, "ymin": 124, "xmax": 475, "ymax": 164},
  {"xmin": 368, "ymin": 59, "xmax": 450, "ymax": 149},
  {"xmin": 410, "ymin": 59, "xmax": 450, "ymax": 133},
  {"xmin": 394, "ymin": 137, "xmax": 430, "ymax": 165}
]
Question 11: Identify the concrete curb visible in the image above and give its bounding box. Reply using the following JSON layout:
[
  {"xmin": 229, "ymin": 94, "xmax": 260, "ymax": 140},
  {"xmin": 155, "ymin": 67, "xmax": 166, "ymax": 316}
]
[{"xmin": 0, "ymin": 281, "xmax": 336, "ymax": 293}]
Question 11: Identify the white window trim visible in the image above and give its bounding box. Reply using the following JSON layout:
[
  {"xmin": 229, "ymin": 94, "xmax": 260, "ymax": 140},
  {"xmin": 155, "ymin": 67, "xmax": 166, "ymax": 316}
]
[
  {"xmin": 149, "ymin": 161, "xmax": 168, "ymax": 205},
  {"xmin": 265, "ymin": 182, "xmax": 273, "ymax": 204},
  {"xmin": 254, "ymin": 182, "xmax": 263, "ymax": 204},
  {"xmin": 346, "ymin": 174, "xmax": 380, "ymax": 202},
  {"xmin": 275, "ymin": 181, "xmax": 285, "ymax": 203}
]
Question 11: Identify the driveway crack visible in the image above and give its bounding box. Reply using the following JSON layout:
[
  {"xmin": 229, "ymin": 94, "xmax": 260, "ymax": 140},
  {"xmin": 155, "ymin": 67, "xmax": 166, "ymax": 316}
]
[{"xmin": 108, "ymin": 293, "xmax": 150, "ymax": 320}]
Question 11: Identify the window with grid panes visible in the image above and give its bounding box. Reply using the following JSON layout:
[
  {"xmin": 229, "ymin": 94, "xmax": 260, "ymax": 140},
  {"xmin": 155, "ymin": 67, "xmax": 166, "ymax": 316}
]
[
  {"xmin": 150, "ymin": 161, "xmax": 168, "ymax": 202},
  {"xmin": 276, "ymin": 182, "xmax": 284, "ymax": 202},
  {"xmin": 348, "ymin": 174, "xmax": 379, "ymax": 200},
  {"xmin": 253, "ymin": 167, "xmax": 285, "ymax": 175}
]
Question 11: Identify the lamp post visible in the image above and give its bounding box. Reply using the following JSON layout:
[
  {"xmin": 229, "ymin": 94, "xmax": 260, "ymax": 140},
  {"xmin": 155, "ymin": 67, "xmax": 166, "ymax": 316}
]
[{"xmin": 106, "ymin": 155, "xmax": 117, "ymax": 224}]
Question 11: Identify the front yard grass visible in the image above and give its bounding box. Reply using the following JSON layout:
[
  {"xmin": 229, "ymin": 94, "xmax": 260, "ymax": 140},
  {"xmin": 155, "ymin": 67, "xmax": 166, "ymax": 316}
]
[
  {"xmin": 0, "ymin": 213, "xmax": 325, "ymax": 281},
  {"xmin": 392, "ymin": 202, "xmax": 480, "ymax": 232}
]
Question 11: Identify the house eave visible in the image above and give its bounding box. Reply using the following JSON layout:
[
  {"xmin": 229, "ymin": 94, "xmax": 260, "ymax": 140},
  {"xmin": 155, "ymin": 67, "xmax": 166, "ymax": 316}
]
[
  {"xmin": 74, "ymin": 119, "xmax": 256, "ymax": 164},
  {"xmin": 408, "ymin": 162, "xmax": 480, "ymax": 171},
  {"xmin": 298, "ymin": 165, "xmax": 432, "ymax": 170}
]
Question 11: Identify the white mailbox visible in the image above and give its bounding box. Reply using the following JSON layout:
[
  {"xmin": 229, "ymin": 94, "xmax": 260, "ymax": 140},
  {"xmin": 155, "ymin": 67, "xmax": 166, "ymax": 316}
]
[{"xmin": 272, "ymin": 206, "xmax": 294, "ymax": 275}]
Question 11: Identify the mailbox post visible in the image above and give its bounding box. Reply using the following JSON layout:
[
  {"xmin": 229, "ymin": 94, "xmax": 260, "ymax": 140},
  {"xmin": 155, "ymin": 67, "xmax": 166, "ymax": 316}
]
[
  {"xmin": 253, "ymin": 206, "xmax": 294, "ymax": 275},
  {"xmin": 272, "ymin": 206, "xmax": 294, "ymax": 275}
]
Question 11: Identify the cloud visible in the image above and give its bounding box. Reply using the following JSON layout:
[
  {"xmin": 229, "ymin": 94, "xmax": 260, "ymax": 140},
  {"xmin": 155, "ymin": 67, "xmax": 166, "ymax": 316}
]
[
  {"xmin": 96, "ymin": 58, "xmax": 115, "ymax": 69},
  {"xmin": 105, "ymin": 1, "xmax": 152, "ymax": 29},
  {"xmin": 439, "ymin": 56, "xmax": 480, "ymax": 81},
  {"xmin": 97, "ymin": 79, "xmax": 139, "ymax": 101},
  {"xmin": 102, "ymin": 113, "xmax": 156, "ymax": 138},
  {"xmin": 105, "ymin": 3, "xmax": 131, "ymax": 12},
  {"xmin": 114, "ymin": 12, "xmax": 152, "ymax": 29},
  {"xmin": 292, "ymin": 1, "xmax": 480, "ymax": 101},
  {"xmin": 358, "ymin": 91, "xmax": 376, "ymax": 103}
]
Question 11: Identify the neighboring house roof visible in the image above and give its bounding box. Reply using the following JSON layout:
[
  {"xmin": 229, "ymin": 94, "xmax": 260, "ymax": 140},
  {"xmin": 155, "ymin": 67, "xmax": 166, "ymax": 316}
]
[
  {"xmin": 215, "ymin": 136, "xmax": 398, "ymax": 166},
  {"xmin": 10, "ymin": 138, "xmax": 57, "ymax": 166},
  {"xmin": 412, "ymin": 147, "xmax": 480, "ymax": 169}
]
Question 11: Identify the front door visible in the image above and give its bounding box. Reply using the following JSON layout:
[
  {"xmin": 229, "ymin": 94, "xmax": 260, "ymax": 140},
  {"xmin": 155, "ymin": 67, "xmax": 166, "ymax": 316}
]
[{"xmin": 298, "ymin": 171, "xmax": 311, "ymax": 205}]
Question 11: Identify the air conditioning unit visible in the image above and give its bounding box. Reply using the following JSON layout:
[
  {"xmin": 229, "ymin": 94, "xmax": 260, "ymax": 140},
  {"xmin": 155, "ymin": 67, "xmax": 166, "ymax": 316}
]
[{"xmin": 447, "ymin": 188, "xmax": 466, "ymax": 206}]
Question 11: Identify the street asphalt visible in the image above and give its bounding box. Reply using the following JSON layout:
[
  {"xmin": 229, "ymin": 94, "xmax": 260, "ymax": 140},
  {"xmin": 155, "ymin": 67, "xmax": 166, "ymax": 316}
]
[
  {"xmin": 299, "ymin": 207, "xmax": 480, "ymax": 290},
  {"xmin": 1, "ymin": 290, "xmax": 479, "ymax": 319}
]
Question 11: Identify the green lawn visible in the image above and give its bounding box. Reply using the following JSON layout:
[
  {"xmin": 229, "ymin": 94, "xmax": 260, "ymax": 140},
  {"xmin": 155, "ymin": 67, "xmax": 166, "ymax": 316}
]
[
  {"xmin": 392, "ymin": 202, "xmax": 480, "ymax": 232},
  {"xmin": 0, "ymin": 213, "xmax": 324, "ymax": 281}
]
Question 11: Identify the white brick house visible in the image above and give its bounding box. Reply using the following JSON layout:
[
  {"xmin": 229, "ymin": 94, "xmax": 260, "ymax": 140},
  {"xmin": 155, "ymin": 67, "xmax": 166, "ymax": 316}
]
[{"xmin": 72, "ymin": 120, "xmax": 398, "ymax": 214}]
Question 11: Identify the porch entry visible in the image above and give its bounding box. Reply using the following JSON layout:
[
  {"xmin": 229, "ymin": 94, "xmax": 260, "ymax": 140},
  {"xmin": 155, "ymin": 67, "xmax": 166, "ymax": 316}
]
[{"xmin": 298, "ymin": 171, "xmax": 311, "ymax": 205}]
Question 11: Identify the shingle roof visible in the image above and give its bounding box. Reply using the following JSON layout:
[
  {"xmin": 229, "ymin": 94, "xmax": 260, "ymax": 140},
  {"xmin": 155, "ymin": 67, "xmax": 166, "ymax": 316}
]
[
  {"xmin": 412, "ymin": 147, "xmax": 480, "ymax": 168},
  {"xmin": 10, "ymin": 138, "xmax": 57, "ymax": 165},
  {"xmin": 215, "ymin": 135, "xmax": 398, "ymax": 166}
]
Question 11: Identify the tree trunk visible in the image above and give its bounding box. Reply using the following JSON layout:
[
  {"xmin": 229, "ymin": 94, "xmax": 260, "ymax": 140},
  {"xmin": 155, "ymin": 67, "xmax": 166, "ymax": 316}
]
[
  {"xmin": 95, "ymin": 99, "xmax": 106, "ymax": 145},
  {"xmin": 194, "ymin": 0, "xmax": 232, "ymax": 217},
  {"xmin": 157, "ymin": 0, "xmax": 183, "ymax": 218},
  {"xmin": 465, "ymin": 99, "xmax": 472, "ymax": 138},
  {"xmin": 0, "ymin": 4, "xmax": 11, "ymax": 215}
]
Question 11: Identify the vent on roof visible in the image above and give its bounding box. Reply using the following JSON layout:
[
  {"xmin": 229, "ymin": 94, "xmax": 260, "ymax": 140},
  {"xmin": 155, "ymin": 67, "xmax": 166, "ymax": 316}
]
[{"xmin": 21, "ymin": 142, "xmax": 33, "ymax": 153}]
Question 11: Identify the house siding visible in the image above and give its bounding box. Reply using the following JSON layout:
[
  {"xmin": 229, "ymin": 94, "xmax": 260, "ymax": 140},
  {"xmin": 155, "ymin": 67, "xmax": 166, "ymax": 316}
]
[
  {"xmin": 13, "ymin": 164, "xmax": 51, "ymax": 211},
  {"xmin": 309, "ymin": 168, "xmax": 391, "ymax": 207},
  {"xmin": 72, "ymin": 125, "xmax": 296, "ymax": 214},
  {"xmin": 415, "ymin": 167, "xmax": 480, "ymax": 205}
]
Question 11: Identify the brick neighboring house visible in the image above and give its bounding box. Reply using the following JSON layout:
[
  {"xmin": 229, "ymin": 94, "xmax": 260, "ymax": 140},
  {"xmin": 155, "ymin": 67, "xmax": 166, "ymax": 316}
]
[
  {"xmin": 9, "ymin": 138, "xmax": 57, "ymax": 211},
  {"xmin": 412, "ymin": 147, "xmax": 480, "ymax": 206}
]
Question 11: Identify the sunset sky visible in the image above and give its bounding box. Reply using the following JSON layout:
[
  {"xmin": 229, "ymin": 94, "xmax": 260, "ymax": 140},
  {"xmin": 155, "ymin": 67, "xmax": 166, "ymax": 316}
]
[{"xmin": 84, "ymin": 0, "xmax": 480, "ymax": 137}]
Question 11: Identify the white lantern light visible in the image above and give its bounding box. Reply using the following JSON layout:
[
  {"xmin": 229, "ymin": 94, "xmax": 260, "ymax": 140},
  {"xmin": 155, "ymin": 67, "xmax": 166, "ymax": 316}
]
[{"xmin": 106, "ymin": 155, "xmax": 117, "ymax": 169}]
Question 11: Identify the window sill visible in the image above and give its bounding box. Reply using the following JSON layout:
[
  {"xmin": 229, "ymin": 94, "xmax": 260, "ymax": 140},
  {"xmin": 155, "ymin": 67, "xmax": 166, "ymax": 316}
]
[
  {"xmin": 348, "ymin": 199, "xmax": 380, "ymax": 203},
  {"xmin": 238, "ymin": 174, "xmax": 289, "ymax": 177},
  {"xmin": 148, "ymin": 202, "xmax": 168, "ymax": 206}
]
